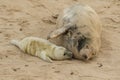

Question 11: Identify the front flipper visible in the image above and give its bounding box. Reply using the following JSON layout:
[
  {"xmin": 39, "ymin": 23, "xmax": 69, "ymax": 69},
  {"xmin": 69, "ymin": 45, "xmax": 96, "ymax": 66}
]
[
  {"xmin": 47, "ymin": 23, "xmax": 74, "ymax": 39},
  {"xmin": 36, "ymin": 51, "xmax": 53, "ymax": 63}
]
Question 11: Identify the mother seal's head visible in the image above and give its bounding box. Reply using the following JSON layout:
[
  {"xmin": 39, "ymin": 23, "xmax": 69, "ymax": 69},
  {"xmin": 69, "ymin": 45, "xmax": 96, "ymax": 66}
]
[{"xmin": 63, "ymin": 29, "xmax": 97, "ymax": 60}]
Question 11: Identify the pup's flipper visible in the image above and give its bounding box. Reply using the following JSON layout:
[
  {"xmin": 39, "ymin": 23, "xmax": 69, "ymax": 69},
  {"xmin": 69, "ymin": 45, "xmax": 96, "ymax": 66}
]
[{"xmin": 36, "ymin": 51, "xmax": 53, "ymax": 63}]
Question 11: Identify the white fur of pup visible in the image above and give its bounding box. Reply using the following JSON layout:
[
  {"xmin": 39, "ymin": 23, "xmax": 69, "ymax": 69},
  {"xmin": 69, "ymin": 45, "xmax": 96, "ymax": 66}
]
[{"xmin": 10, "ymin": 37, "xmax": 72, "ymax": 62}]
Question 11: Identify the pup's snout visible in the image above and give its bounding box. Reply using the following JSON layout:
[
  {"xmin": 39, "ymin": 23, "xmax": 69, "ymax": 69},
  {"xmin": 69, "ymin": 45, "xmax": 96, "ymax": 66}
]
[
  {"xmin": 65, "ymin": 51, "xmax": 73, "ymax": 58},
  {"xmin": 68, "ymin": 52, "xmax": 73, "ymax": 58}
]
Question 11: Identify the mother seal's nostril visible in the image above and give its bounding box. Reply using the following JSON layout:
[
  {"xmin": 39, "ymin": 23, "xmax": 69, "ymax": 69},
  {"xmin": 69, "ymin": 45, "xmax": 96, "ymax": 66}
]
[{"xmin": 82, "ymin": 54, "xmax": 88, "ymax": 59}]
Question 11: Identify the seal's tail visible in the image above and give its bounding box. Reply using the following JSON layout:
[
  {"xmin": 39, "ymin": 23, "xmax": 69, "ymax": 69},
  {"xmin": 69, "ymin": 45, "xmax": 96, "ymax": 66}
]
[{"xmin": 10, "ymin": 40, "xmax": 20, "ymax": 48}]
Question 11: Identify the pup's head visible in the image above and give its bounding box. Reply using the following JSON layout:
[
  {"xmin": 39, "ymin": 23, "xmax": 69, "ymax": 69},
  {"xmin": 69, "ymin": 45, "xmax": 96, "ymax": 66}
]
[{"xmin": 54, "ymin": 46, "xmax": 73, "ymax": 60}]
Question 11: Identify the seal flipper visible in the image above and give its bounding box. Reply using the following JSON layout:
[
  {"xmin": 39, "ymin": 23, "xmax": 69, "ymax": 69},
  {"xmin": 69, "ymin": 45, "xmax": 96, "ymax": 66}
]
[
  {"xmin": 10, "ymin": 39, "xmax": 20, "ymax": 48},
  {"xmin": 36, "ymin": 51, "xmax": 53, "ymax": 63}
]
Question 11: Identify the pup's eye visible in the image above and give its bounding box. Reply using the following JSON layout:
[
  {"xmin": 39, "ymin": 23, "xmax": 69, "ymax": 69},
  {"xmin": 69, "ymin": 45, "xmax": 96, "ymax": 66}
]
[{"xmin": 64, "ymin": 53, "xmax": 66, "ymax": 56}]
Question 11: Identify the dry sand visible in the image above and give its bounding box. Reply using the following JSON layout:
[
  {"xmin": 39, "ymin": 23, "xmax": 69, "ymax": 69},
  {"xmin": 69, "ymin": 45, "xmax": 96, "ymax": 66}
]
[{"xmin": 0, "ymin": 0, "xmax": 120, "ymax": 80}]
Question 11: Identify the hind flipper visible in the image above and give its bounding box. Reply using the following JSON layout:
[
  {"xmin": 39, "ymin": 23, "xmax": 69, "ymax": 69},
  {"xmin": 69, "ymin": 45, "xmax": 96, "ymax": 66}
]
[{"xmin": 10, "ymin": 40, "xmax": 20, "ymax": 48}]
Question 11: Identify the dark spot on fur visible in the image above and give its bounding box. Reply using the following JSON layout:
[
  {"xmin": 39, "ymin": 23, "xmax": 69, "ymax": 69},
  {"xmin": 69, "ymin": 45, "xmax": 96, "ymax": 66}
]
[
  {"xmin": 69, "ymin": 24, "xmax": 77, "ymax": 30},
  {"xmin": 77, "ymin": 36, "xmax": 87, "ymax": 52},
  {"xmin": 64, "ymin": 24, "xmax": 77, "ymax": 35},
  {"xmin": 77, "ymin": 32, "xmax": 81, "ymax": 35}
]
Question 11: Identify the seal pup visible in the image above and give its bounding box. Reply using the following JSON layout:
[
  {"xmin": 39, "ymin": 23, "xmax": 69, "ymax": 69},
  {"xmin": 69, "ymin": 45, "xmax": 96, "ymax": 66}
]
[{"xmin": 10, "ymin": 37, "xmax": 72, "ymax": 62}]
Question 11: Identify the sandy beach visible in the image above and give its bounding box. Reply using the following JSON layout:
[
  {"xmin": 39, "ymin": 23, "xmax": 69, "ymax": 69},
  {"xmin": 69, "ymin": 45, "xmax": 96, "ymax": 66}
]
[{"xmin": 0, "ymin": 0, "xmax": 120, "ymax": 80}]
